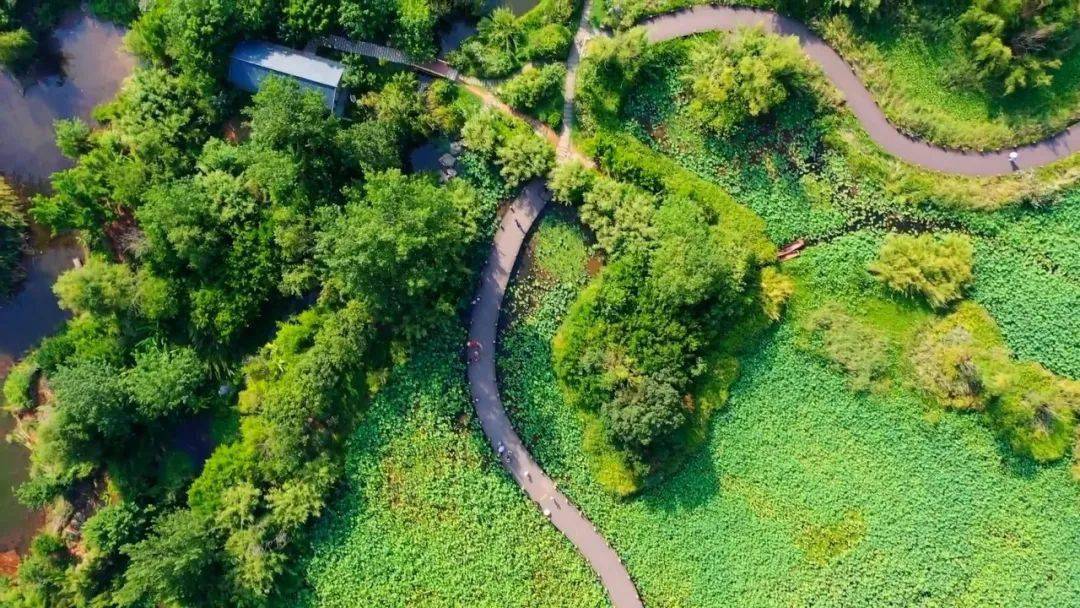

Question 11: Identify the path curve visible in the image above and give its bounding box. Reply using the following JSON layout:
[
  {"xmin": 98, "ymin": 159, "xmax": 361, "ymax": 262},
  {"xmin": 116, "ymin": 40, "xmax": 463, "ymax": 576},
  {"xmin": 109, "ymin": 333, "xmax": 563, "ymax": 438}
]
[
  {"xmin": 640, "ymin": 5, "xmax": 1080, "ymax": 176},
  {"xmin": 467, "ymin": 181, "xmax": 643, "ymax": 608}
]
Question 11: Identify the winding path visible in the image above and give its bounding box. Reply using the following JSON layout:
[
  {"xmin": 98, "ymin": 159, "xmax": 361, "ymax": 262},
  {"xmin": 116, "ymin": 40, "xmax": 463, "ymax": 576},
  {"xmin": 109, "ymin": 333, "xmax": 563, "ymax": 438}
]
[
  {"xmin": 335, "ymin": 6, "xmax": 1080, "ymax": 606},
  {"xmin": 466, "ymin": 182, "xmax": 643, "ymax": 608},
  {"xmin": 640, "ymin": 5, "xmax": 1080, "ymax": 176}
]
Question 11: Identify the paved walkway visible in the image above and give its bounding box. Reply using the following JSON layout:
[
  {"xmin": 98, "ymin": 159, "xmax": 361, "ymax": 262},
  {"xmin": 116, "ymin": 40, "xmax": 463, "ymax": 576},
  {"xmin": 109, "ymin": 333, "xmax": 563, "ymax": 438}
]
[
  {"xmin": 558, "ymin": 0, "xmax": 598, "ymax": 160},
  {"xmin": 467, "ymin": 181, "xmax": 643, "ymax": 608},
  {"xmin": 640, "ymin": 5, "xmax": 1079, "ymax": 176}
]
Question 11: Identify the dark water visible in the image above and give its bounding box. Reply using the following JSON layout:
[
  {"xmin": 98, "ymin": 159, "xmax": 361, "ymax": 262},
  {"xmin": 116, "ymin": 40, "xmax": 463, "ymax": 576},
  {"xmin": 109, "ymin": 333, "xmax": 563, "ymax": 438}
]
[
  {"xmin": 0, "ymin": 11, "xmax": 134, "ymax": 183},
  {"xmin": 438, "ymin": 19, "xmax": 478, "ymax": 58},
  {"xmin": 437, "ymin": 0, "xmax": 541, "ymax": 57},
  {"xmin": 0, "ymin": 9, "xmax": 133, "ymax": 555},
  {"xmin": 408, "ymin": 139, "xmax": 449, "ymax": 174}
]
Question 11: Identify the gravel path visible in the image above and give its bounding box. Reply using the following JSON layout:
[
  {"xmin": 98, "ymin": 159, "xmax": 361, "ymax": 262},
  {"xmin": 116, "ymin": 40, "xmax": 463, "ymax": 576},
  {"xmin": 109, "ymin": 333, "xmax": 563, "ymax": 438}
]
[
  {"xmin": 641, "ymin": 5, "xmax": 1080, "ymax": 176},
  {"xmin": 467, "ymin": 181, "xmax": 643, "ymax": 608}
]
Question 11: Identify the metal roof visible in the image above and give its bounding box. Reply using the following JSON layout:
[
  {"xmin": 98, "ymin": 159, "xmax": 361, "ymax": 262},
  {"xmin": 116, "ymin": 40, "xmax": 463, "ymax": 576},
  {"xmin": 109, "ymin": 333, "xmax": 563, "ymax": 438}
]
[{"xmin": 230, "ymin": 41, "xmax": 345, "ymax": 88}]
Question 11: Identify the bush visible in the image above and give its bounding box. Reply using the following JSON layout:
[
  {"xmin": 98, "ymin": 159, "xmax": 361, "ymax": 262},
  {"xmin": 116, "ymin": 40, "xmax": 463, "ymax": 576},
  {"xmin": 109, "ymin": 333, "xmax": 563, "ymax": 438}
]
[
  {"xmin": 0, "ymin": 178, "xmax": 25, "ymax": 296},
  {"xmin": 0, "ymin": 28, "xmax": 35, "ymax": 72},
  {"xmin": 869, "ymin": 233, "xmax": 974, "ymax": 309},
  {"xmin": 685, "ymin": 27, "xmax": 811, "ymax": 135},
  {"xmin": 88, "ymin": 0, "xmax": 141, "ymax": 24},
  {"xmin": 496, "ymin": 131, "xmax": 555, "ymax": 188},
  {"xmin": 522, "ymin": 23, "xmax": 572, "ymax": 62},
  {"xmin": 802, "ymin": 304, "xmax": 892, "ymax": 392},
  {"xmin": 911, "ymin": 302, "xmax": 1079, "ymax": 462},
  {"xmin": 498, "ymin": 63, "xmax": 566, "ymax": 113},
  {"xmin": 2, "ymin": 357, "xmax": 39, "ymax": 412},
  {"xmin": 961, "ymin": 0, "xmax": 1079, "ymax": 93}
]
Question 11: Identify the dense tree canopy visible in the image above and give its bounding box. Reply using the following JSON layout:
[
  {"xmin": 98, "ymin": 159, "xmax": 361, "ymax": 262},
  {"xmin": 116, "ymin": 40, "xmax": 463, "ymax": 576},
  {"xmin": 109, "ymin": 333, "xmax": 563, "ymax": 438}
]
[{"xmin": 961, "ymin": 0, "xmax": 1080, "ymax": 93}]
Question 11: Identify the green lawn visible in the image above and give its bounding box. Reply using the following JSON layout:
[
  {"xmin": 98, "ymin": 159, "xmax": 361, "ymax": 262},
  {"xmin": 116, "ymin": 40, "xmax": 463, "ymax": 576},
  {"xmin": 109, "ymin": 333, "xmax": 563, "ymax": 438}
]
[
  {"xmin": 500, "ymin": 216, "xmax": 1080, "ymax": 607},
  {"xmin": 294, "ymin": 326, "xmax": 607, "ymax": 608}
]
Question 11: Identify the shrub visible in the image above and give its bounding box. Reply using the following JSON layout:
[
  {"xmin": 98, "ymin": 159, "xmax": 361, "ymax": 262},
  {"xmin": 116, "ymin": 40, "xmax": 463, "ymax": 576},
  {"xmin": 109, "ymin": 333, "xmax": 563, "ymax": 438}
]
[
  {"xmin": 496, "ymin": 131, "xmax": 555, "ymax": 188},
  {"xmin": 685, "ymin": 27, "xmax": 811, "ymax": 135},
  {"xmin": 88, "ymin": 0, "xmax": 141, "ymax": 24},
  {"xmin": 868, "ymin": 233, "xmax": 974, "ymax": 309},
  {"xmin": 759, "ymin": 266, "xmax": 795, "ymax": 321},
  {"xmin": 498, "ymin": 63, "xmax": 566, "ymax": 113},
  {"xmin": 3, "ymin": 357, "xmax": 39, "ymax": 413},
  {"xmin": 522, "ymin": 23, "xmax": 572, "ymax": 62},
  {"xmin": 0, "ymin": 28, "xmax": 35, "ymax": 72},
  {"xmin": 961, "ymin": 0, "xmax": 1079, "ymax": 93},
  {"xmin": 0, "ymin": 178, "xmax": 25, "ymax": 296},
  {"xmin": 548, "ymin": 160, "xmax": 596, "ymax": 205},
  {"xmin": 54, "ymin": 118, "xmax": 93, "ymax": 159},
  {"xmin": 987, "ymin": 363, "xmax": 1079, "ymax": 462},
  {"xmin": 802, "ymin": 304, "xmax": 892, "ymax": 392},
  {"xmin": 911, "ymin": 302, "xmax": 1079, "ymax": 462}
]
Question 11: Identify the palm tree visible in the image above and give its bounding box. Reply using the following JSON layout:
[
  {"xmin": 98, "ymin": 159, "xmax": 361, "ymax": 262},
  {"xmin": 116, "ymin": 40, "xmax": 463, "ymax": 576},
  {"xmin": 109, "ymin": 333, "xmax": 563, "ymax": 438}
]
[{"xmin": 478, "ymin": 7, "xmax": 522, "ymax": 56}]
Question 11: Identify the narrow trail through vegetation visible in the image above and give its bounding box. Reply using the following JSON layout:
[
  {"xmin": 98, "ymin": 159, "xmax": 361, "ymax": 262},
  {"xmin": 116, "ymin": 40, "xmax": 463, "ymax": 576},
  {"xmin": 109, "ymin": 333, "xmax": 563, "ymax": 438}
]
[{"xmin": 640, "ymin": 5, "xmax": 1080, "ymax": 176}]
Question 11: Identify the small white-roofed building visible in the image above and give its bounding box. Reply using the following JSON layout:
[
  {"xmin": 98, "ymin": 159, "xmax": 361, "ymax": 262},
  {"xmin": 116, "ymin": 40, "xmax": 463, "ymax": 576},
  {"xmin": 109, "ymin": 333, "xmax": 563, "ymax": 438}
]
[{"xmin": 228, "ymin": 41, "xmax": 347, "ymax": 116}]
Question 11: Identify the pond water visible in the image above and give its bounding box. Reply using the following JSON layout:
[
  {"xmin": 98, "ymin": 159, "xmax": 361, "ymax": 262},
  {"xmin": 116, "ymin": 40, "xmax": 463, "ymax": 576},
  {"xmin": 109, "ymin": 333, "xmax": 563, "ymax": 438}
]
[
  {"xmin": 408, "ymin": 138, "xmax": 450, "ymax": 174},
  {"xmin": 437, "ymin": 0, "xmax": 541, "ymax": 58},
  {"xmin": 0, "ymin": 9, "xmax": 133, "ymax": 556}
]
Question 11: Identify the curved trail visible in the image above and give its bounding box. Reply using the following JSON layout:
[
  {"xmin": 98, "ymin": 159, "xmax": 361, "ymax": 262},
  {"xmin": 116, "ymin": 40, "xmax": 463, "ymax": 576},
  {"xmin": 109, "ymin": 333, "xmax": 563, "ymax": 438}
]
[
  {"xmin": 466, "ymin": 182, "xmax": 643, "ymax": 608},
  {"xmin": 641, "ymin": 5, "xmax": 1080, "ymax": 176}
]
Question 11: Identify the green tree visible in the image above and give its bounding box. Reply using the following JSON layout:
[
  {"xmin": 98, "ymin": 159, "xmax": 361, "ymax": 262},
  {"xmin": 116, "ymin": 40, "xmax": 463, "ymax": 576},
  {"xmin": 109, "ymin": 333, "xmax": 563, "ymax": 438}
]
[
  {"xmin": 279, "ymin": 0, "xmax": 333, "ymax": 44},
  {"xmin": 53, "ymin": 255, "xmax": 137, "ymax": 317},
  {"xmin": 54, "ymin": 118, "xmax": 93, "ymax": 159},
  {"xmin": 0, "ymin": 178, "xmax": 24, "ymax": 296},
  {"xmin": 124, "ymin": 345, "xmax": 206, "ymax": 419},
  {"xmin": 498, "ymin": 63, "xmax": 566, "ymax": 112},
  {"xmin": 962, "ymin": 0, "xmax": 1079, "ymax": 93},
  {"xmin": 477, "ymin": 8, "xmax": 522, "ymax": 56},
  {"xmin": 496, "ymin": 131, "xmax": 554, "ymax": 188},
  {"xmin": 0, "ymin": 27, "xmax": 35, "ymax": 71},
  {"xmin": 318, "ymin": 170, "xmax": 483, "ymax": 328},
  {"xmin": 116, "ymin": 510, "xmax": 218, "ymax": 607}
]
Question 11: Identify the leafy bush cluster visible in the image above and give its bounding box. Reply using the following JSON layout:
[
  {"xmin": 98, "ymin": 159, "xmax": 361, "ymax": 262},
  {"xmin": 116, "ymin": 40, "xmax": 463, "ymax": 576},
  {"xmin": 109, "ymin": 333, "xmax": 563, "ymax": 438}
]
[
  {"xmin": 961, "ymin": 0, "xmax": 1079, "ymax": 93},
  {"xmin": 685, "ymin": 27, "xmax": 813, "ymax": 135},
  {"xmin": 497, "ymin": 62, "xmax": 567, "ymax": 127},
  {"xmin": 0, "ymin": 178, "xmax": 25, "ymax": 296},
  {"xmin": 912, "ymin": 302, "xmax": 1079, "ymax": 462},
  {"xmin": 549, "ymin": 146, "xmax": 782, "ymax": 492},
  {"xmin": 460, "ymin": 107, "xmax": 555, "ymax": 187},
  {"xmin": 801, "ymin": 303, "xmax": 892, "ymax": 391},
  {"xmin": 450, "ymin": 0, "xmax": 576, "ymax": 78},
  {"xmin": 868, "ymin": 232, "xmax": 974, "ymax": 309}
]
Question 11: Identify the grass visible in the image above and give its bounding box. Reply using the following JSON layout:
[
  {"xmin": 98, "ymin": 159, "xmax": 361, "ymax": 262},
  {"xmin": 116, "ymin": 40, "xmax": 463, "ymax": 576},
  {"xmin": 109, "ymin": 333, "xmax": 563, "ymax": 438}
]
[
  {"xmin": 293, "ymin": 322, "xmax": 607, "ymax": 607},
  {"xmin": 500, "ymin": 219, "xmax": 1080, "ymax": 606}
]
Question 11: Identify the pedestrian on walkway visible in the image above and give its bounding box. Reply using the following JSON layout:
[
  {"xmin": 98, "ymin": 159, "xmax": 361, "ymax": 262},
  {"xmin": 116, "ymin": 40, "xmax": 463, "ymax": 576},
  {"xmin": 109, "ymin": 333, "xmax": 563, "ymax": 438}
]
[
  {"xmin": 1009, "ymin": 151, "xmax": 1019, "ymax": 166},
  {"xmin": 467, "ymin": 339, "xmax": 482, "ymax": 362}
]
